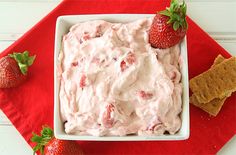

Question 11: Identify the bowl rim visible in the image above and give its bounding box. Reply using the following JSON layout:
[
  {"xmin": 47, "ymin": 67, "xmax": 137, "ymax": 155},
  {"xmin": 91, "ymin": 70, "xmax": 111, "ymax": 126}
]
[{"xmin": 54, "ymin": 14, "xmax": 189, "ymax": 141}]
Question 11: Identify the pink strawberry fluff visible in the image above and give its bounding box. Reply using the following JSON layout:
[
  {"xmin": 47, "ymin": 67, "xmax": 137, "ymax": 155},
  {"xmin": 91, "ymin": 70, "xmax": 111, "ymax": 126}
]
[{"xmin": 58, "ymin": 18, "xmax": 183, "ymax": 136}]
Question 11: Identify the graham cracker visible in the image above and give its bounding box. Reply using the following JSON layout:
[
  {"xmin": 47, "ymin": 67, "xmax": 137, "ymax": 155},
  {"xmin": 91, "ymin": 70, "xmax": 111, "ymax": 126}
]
[
  {"xmin": 190, "ymin": 95, "xmax": 227, "ymax": 116},
  {"xmin": 212, "ymin": 54, "xmax": 225, "ymax": 67},
  {"xmin": 190, "ymin": 56, "xmax": 236, "ymax": 103},
  {"xmin": 190, "ymin": 55, "xmax": 235, "ymax": 116}
]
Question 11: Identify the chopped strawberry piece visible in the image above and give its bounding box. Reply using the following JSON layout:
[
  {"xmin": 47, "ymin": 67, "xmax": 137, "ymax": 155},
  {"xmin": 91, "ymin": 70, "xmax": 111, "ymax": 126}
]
[
  {"xmin": 71, "ymin": 61, "xmax": 78, "ymax": 67},
  {"xmin": 120, "ymin": 60, "xmax": 127, "ymax": 72},
  {"xmin": 102, "ymin": 103, "xmax": 115, "ymax": 128},
  {"xmin": 79, "ymin": 74, "xmax": 86, "ymax": 88},
  {"xmin": 138, "ymin": 90, "xmax": 153, "ymax": 100},
  {"xmin": 120, "ymin": 52, "xmax": 136, "ymax": 72},
  {"xmin": 83, "ymin": 34, "xmax": 90, "ymax": 41},
  {"xmin": 107, "ymin": 104, "xmax": 115, "ymax": 111}
]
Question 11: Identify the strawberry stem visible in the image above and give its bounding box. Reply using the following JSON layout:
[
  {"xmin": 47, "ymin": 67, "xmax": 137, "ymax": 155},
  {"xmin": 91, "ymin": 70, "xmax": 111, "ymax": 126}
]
[
  {"xmin": 31, "ymin": 126, "xmax": 54, "ymax": 155},
  {"xmin": 8, "ymin": 51, "xmax": 36, "ymax": 75},
  {"xmin": 159, "ymin": 0, "xmax": 188, "ymax": 31}
]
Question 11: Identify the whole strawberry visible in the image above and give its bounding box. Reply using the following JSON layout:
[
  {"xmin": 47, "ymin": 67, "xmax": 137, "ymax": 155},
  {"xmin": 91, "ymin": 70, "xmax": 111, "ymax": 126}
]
[
  {"xmin": 31, "ymin": 126, "xmax": 84, "ymax": 155},
  {"xmin": 149, "ymin": 0, "xmax": 188, "ymax": 49},
  {"xmin": 0, "ymin": 51, "xmax": 35, "ymax": 88}
]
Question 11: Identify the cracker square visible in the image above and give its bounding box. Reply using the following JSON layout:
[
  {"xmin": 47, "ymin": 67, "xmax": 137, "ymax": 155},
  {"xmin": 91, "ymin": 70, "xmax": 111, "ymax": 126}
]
[
  {"xmin": 190, "ymin": 57, "xmax": 236, "ymax": 103},
  {"xmin": 190, "ymin": 55, "xmax": 234, "ymax": 116},
  {"xmin": 190, "ymin": 94, "xmax": 226, "ymax": 116},
  {"xmin": 212, "ymin": 54, "xmax": 225, "ymax": 67}
]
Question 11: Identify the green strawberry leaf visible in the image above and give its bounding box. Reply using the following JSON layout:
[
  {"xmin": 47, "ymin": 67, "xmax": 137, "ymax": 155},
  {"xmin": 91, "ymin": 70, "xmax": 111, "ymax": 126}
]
[
  {"xmin": 27, "ymin": 55, "xmax": 36, "ymax": 66},
  {"xmin": 159, "ymin": 10, "xmax": 171, "ymax": 17},
  {"xmin": 31, "ymin": 126, "xmax": 54, "ymax": 155},
  {"xmin": 159, "ymin": 0, "xmax": 188, "ymax": 31},
  {"xmin": 23, "ymin": 51, "xmax": 29, "ymax": 57},
  {"xmin": 167, "ymin": 18, "xmax": 174, "ymax": 24},
  {"xmin": 8, "ymin": 51, "xmax": 36, "ymax": 75},
  {"xmin": 40, "ymin": 147, "xmax": 44, "ymax": 155},
  {"xmin": 181, "ymin": 1, "xmax": 187, "ymax": 15},
  {"xmin": 33, "ymin": 144, "xmax": 41, "ymax": 152},
  {"xmin": 18, "ymin": 63, "xmax": 28, "ymax": 75},
  {"xmin": 173, "ymin": 22, "xmax": 180, "ymax": 31},
  {"xmin": 184, "ymin": 18, "xmax": 188, "ymax": 29},
  {"xmin": 170, "ymin": 0, "xmax": 178, "ymax": 13},
  {"xmin": 31, "ymin": 133, "xmax": 42, "ymax": 142}
]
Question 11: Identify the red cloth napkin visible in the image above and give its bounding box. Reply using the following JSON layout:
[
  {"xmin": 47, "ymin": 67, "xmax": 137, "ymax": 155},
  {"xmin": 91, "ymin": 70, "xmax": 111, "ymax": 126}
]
[{"xmin": 0, "ymin": 0, "xmax": 235, "ymax": 154}]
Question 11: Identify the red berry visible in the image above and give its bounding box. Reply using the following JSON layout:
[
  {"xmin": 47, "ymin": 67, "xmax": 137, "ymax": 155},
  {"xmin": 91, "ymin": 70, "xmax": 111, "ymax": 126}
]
[
  {"xmin": 149, "ymin": 0, "xmax": 188, "ymax": 49},
  {"xmin": 0, "ymin": 51, "xmax": 35, "ymax": 88},
  {"xmin": 31, "ymin": 126, "xmax": 83, "ymax": 155},
  {"xmin": 44, "ymin": 138, "xmax": 83, "ymax": 155},
  {"xmin": 0, "ymin": 57, "xmax": 26, "ymax": 88}
]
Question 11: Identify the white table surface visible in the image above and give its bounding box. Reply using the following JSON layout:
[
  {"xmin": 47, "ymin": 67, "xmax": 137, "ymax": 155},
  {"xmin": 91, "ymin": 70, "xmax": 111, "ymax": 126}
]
[{"xmin": 0, "ymin": 0, "xmax": 235, "ymax": 155}]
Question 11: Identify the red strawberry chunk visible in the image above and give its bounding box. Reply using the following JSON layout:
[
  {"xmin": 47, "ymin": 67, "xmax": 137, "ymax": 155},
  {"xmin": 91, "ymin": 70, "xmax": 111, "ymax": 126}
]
[
  {"xmin": 120, "ymin": 52, "xmax": 136, "ymax": 72},
  {"xmin": 120, "ymin": 60, "xmax": 127, "ymax": 72},
  {"xmin": 138, "ymin": 90, "xmax": 153, "ymax": 100},
  {"xmin": 82, "ymin": 34, "xmax": 90, "ymax": 41},
  {"xmin": 102, "ymin": 103, "xmax": 115, "ymax": 128},
  {"xmin": 71, "ymin": 61, "xmax": 78, "ymax": 67},
  {"xmin": 79, "ymin": 74, "xmax": 86, "ymax": 88}
]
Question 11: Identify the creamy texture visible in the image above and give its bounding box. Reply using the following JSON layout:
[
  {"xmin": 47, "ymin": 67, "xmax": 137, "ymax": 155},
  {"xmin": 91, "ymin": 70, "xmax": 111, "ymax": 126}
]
[{"xmin": 58, "ymin": 18, "xmax": 183, "ymax": 136}]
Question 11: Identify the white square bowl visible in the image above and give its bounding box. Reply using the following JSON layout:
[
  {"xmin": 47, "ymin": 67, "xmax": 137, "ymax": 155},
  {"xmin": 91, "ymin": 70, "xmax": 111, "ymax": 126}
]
[{"xmin": 54, "ymin": 14, "xmax": 189, "ymax": 141}]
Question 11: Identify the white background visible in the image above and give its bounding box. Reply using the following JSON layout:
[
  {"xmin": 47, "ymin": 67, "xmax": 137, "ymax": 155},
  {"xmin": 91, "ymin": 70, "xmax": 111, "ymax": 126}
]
[{"xmin": 0, "ymin": 0, "xmax": 235, "ymax": 154}]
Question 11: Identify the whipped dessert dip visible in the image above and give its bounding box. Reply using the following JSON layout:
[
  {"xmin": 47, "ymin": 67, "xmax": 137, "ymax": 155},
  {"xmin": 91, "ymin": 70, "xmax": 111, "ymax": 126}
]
[{"xmin": 58, "ymin": 17, "xmax": 183, "ymax": 136}]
